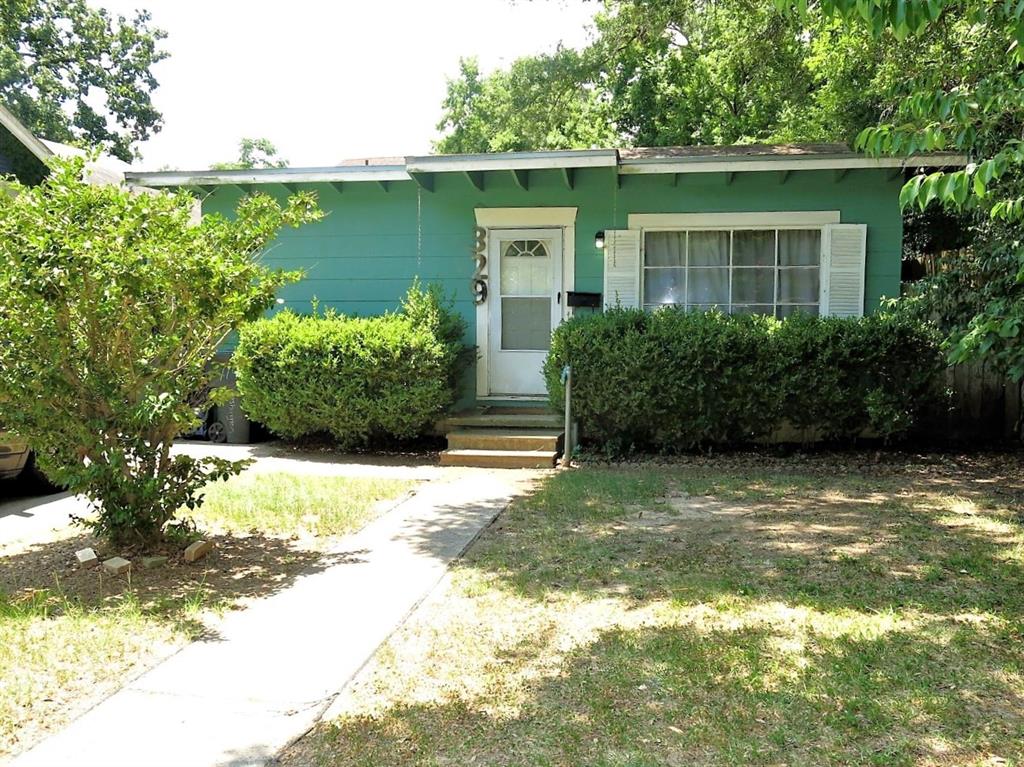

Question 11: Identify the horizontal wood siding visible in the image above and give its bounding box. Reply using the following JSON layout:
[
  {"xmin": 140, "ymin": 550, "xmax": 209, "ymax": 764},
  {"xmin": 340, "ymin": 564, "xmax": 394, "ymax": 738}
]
[{"xmin": 203, "ymin": 166, "xmax": 904, "ymax": 401}]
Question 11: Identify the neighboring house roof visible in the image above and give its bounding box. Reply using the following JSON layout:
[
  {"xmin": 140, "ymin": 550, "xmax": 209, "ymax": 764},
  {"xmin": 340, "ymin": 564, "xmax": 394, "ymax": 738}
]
[
  {"xmin": 0, "ymin": 103, "xmax": 127, "ymax": 186},
  {"xmin": 41, "ymin": 138, "xmax": 130, "ymax": 186},
  {"xmin": 339, "ymin": 156, "xmax": 406, "ymax": 166},
  {"xmin": 0, "ymin": 102, "xmax": 53, "ymax": 184},
  {"xmin": 0, "ymin": 103, "xmax": 54, "ymax": 165},
  {"xmin": 123, "ymin": 144, "xmax": 967, "ymax": 189}
]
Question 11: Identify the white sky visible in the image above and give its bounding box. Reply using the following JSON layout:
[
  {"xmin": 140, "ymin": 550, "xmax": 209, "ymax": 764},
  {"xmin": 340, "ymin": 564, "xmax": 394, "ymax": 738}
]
[{"xmin": 95, "ymin": 0, "xmax": 598, "ymax": 170}]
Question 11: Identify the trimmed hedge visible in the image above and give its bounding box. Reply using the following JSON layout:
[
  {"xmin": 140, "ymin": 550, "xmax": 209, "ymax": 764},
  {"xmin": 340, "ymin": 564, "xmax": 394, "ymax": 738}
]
[
  {"xmin": 543, "ymin": 308, "xmax": 943, "ymax": 451},
  {"xmin": 234, "ymin": 283, "xmax": 468, "ymax": 447}
]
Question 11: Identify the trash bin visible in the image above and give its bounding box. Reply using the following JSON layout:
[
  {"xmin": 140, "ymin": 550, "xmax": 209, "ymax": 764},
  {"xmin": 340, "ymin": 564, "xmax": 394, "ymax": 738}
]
[
  {"xmin": 216, "ymin": 395, "xmax": 250, "ymax": 444},
  {"xmin": 211, "ymin": 366, "xmax": 251, "ymax": 445}
]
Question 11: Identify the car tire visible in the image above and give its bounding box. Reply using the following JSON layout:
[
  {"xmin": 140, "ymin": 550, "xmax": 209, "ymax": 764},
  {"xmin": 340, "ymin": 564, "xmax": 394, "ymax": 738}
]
[{"xmin": 22, "ymin": 452, "xmax": 62, "ymax": 494}]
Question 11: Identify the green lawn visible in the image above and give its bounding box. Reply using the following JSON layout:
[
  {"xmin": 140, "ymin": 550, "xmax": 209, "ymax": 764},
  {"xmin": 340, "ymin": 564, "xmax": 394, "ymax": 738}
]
[
  {"xmin": 188, "ymin": 471, "xmax": 413, "ymax": 539},
  {"xmin": 0, "ymin": 470, "xmax": 414, "ymax": 760},
  {"xmin": 286, "ymin": 459, "xmax": 1024, "ymax": 767}
]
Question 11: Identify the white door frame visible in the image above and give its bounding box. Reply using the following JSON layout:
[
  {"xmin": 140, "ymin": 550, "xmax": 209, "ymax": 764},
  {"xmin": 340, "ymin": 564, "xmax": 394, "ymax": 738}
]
[{"xmin": 474, "ymin": 207, "xmax": 577, "ymax": 399}]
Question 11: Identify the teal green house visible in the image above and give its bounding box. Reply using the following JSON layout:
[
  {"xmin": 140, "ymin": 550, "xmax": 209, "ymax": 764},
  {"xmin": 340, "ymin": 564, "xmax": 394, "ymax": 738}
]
[{"xmin": 126, "ymin": 145, "xmax": 962, "ymax": 404}]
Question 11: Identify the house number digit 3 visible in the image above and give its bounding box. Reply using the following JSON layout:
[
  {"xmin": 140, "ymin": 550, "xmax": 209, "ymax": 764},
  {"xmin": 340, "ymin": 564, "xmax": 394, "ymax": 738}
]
[{"xmin": 471, "ymin": 225, "xmax": 488, "ymax": 305}]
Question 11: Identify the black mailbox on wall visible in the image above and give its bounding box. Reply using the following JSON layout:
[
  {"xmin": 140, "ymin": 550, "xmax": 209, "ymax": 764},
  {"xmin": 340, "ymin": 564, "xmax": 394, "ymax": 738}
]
[{"xmin": 566, "ymin": 291, "xmax": 602, "ymax": 308}]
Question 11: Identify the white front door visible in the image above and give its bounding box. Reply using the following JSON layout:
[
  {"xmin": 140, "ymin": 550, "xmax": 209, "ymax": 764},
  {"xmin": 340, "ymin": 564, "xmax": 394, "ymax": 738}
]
[{"xmin": 487, "ymin": 228, "xmax": 563, "ymax": 396}]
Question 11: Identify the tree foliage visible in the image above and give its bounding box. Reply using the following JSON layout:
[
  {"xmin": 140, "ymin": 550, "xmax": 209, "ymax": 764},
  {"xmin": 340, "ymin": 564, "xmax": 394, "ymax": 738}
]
[
  {"xmin": 0, "ymin": 0, "xmax": 167, "ymax": 162},
  {"xmin": 435, "ymin": 53, "xmax": 615, "ymax": 154},
  {"xmin": 777, "ymin": 1, "xmax": 1023, "ymax": 378},
  {"xmin": 435, "ymin": 0, "xmax": 916, "ymax": 152},
  {"xmin": 212, "ymin": 137, "xmax": 289, "ymax": 170},
  {"xmin": 589, "ymin": 0, "xmax": 816, "ymax": 146},
  {"xmin": 0, "ymin": 157, "xmax": 322, "ymax": 546}
]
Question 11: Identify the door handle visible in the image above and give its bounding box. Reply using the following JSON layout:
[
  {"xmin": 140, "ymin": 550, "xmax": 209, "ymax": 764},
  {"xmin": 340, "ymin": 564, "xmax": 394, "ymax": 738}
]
[{"xmin": 557, "ymin": 291, "xmax": 561, "ymax": 304}]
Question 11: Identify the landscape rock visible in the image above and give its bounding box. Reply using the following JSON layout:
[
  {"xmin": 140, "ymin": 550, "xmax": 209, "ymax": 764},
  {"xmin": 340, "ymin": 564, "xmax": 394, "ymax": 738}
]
[
  {"xmin": 75, "ymin": 548, "xmax": 99, "ymax": 568},
  {"xmin": 183, "ymin": 540, "xmax": 214, "ymax": 563},
  {"xmin": 102, "ymin": 556, "xmax": 131, "ymax": 576},
  {"xmin": 141, "ymin": 555, "xmax": 168, "ymax": 570}
]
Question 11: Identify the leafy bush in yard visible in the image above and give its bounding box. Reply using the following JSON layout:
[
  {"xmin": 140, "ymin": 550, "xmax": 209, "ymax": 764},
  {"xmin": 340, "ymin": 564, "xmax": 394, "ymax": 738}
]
[
  {"xmin": 0, "ymin": 156, "xmax": 321, "ymax": 546},
  {"xmin": 234, "ymin": 283, "xmax": 468, "ymax": 447},
  {"xmin": 544, "ymin": 308, "xmax": 943, "ymax": 451}
]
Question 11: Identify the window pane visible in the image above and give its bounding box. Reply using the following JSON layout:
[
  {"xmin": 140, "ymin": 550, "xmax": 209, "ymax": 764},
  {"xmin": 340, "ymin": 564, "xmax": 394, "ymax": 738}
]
[
  {"xmin": 502, "ymin": 297, "xmax": 550, "ymax": 350},
  {"xmin": 731, "ymin": 304, "xmax": 773, "ymax": 316},
  {"xmin": 778, "ymin": 267, "xmax": 819, "ymax": 303},
  {"xmin": 688, "ymin": 231, "xmax": 729, "ymax": 266},
  {"xmin": 501, "ymin": 240, "xmax": 550, "ymax": 295},
  {"xmin": 733, "ymin": 230, "xmax": 775, "ymax": 266},
  {"xmin": 779, "ymin": 230, "xmax": 821, "ymax": 266},
  {"xmin": 645, "ymin": 232, "xmax": 686, "ymax": 267},
  {"xmin": 687, "ymin": 268, "xmax": 729, "ymax": 304},
  {"xmin": 644, "ymin": 268, "xmax": 685, "ymax": 305},
  {"xmin": 732, "ymin": 267, "xmax": 774, "ymax": 304},
  {"xmin": 689, "ymin": 304, "xmax": 724, "ymax": 313},
  {"xmin": 776, "ymin": 304, "xmax": 819, "ymax": 319}
]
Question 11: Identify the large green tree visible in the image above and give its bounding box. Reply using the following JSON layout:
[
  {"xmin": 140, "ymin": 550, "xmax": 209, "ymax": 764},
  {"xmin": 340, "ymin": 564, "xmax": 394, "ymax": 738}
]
[
  {"xmin": 436, "ymin": 1, "xmax": 988, "ymax": 153},
  {"xmin": 0, "ymin": 0, "xmax": 167, "ymax": 161},
  {"xmin": 212, "ymin": 137, "xmax": 289, "ymax": 170},
  {"xmin": 589, "ymin": 0, "xmax": 817, "ymax": 146},
  {"xmin": 0, "ymin": 157, "xmax": 321, "ymax": 546},
  {"xmin": 435, "ymin": 0, "xmax": 899, "ymax": 152},
  {"xmin": 436, "ymin": 52, "xmax": 615, "ymax": 154},
  {"xmin": 778, "ymin": 1, "xmax": 1024, "ymax": 379}
]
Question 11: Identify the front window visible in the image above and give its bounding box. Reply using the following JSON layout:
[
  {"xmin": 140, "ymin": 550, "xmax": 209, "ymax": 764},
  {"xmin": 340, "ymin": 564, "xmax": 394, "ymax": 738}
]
[{"xmin": 643, "ymin": 228, "xmax": 821, "ymax": 317}]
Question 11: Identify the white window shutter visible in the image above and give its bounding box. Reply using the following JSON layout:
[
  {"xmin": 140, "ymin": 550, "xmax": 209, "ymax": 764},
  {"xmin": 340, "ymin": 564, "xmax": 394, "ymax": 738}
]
[
  {"xmin": 822, "ymin": 223, "xmax": 867, "ymax": 318},
  {"xmin": 602, "ymin": 229, "xmax": 641, "ymax": 309}
]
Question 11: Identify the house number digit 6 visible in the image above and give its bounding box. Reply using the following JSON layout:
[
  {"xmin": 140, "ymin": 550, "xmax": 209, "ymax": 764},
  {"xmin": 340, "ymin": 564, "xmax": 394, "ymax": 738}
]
[{"xmin": 471, "ymin": 226, "xmax": 488, "ymax": 305}]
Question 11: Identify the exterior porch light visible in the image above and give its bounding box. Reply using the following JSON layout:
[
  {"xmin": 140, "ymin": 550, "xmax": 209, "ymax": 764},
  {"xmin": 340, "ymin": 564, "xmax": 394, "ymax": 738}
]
[{"xmin": 594, "ymin": 230, "xmax": 606, "ymax": 249}]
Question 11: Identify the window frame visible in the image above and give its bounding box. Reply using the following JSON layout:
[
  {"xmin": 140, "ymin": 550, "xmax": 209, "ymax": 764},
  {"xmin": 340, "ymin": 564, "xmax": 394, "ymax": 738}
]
[{"xmin": 640, "ymin": 224, "xmax": 826, "ymax": 317}]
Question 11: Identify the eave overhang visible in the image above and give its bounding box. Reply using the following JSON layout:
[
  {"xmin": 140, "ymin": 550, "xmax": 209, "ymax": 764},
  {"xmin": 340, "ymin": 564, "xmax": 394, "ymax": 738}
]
[
  {"xmin": 404, "ymin": 148, "xmax": 618, "ymax": 174},
  {"xmin": 618, "ymin": 152, "xmax": 968, "ymax": 175},
  {"xmin": 123, "ymin": 149, "xmax": 969, "ymax": 190},
  {"xmin": 124, "ymin": 164, "xmax": 410, "ymax": 188}
]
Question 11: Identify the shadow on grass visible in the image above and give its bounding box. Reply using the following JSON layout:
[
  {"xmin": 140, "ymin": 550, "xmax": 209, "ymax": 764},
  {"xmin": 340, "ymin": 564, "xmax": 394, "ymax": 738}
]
[
  {"xmin": 469, "ymin": 462, "xmax": 1024, "ymax": 619},
  {"xmin": 304, "ymin": 620, "xmax": 1024, "ymax": 766},
  {"xmin": 0, "ymin": 529, "xmax": 352, "ymax": 639}
]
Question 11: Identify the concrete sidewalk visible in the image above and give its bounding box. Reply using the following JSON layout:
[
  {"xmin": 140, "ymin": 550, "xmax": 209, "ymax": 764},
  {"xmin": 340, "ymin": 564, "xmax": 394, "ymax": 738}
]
[{"xmin": 12, "ymin": 469, "xmax": 539, "ymax": 767}]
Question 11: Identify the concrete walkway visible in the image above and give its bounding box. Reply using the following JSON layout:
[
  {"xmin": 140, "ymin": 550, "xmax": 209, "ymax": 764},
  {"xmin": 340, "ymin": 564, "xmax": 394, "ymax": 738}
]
[{"xmin": 12, "ymin": 468, "xmax": 539, "ymax": 767}]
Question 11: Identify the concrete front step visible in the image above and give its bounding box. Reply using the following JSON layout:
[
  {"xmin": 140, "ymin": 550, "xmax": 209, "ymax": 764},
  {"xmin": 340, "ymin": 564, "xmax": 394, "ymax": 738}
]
[
  {"xmin": 446, "ymin": 428, "xmax": 563, "ymax": 452},
  {"xmin": 440, "ymin": 448, "xmax": 559, "ymax": 469}
]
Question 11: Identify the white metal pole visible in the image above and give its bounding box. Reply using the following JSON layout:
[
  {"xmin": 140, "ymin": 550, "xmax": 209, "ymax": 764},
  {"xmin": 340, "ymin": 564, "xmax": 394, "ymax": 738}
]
[{"xmin": 562, "ymin": 365, "xmax": 573, "ymax": 467}]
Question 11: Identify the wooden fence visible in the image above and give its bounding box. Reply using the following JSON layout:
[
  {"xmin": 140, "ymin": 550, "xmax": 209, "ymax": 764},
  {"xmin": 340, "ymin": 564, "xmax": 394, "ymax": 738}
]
[{"xmin": 918, "ymin": 361, "xmax": 1023, "ymax": 443}]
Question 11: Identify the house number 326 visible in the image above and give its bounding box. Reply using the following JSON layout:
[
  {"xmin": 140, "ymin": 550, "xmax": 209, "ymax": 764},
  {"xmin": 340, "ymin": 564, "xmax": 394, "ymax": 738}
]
[{"xmin": 471, "ymin": 226, "xmax": 487, "ymax": 305}]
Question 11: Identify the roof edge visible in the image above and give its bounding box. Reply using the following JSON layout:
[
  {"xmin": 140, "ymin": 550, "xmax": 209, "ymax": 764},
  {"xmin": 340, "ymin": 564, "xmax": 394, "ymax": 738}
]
[
  {"xmin": 124, "ymin": 149, "xmax": 969, "ymax": 188},
  {"xmin": 406, "ymin": 148, "xmax": 618, "ymax": 173},
  {"xmin": 619, "ymin": 152, "xmax": 968, "ymax": 174},
  {"xmin": 125, "ymin": 164, "xmax": 411, "ymax": 187},
  {"xmin": 0, "ymin": 103, "xmax": 54, "ymax": 164}
]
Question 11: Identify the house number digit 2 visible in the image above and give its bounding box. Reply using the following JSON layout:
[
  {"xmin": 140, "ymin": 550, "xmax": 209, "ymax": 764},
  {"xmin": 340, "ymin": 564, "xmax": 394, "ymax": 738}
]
[{"xmin": 471, "ymin": 226, "xmax": 488, "ymax": 305}]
